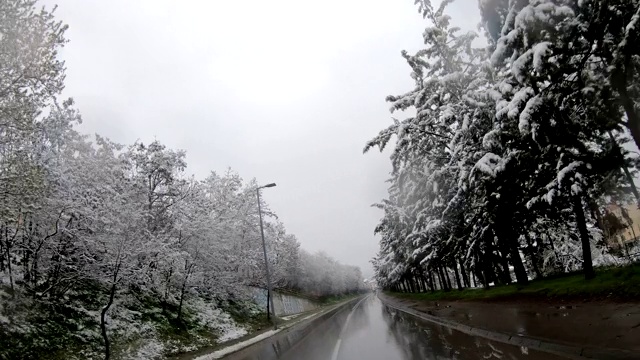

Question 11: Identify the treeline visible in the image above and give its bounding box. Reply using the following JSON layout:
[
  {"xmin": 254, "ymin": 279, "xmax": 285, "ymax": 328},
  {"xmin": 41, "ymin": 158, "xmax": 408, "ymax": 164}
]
[
  {"xmin": 367, "ymin": 0, "xmax": 640, "ymax": 292},
  {"xmin": 0, "ymin": 1, "xmax": 362, "ymax": 358}
]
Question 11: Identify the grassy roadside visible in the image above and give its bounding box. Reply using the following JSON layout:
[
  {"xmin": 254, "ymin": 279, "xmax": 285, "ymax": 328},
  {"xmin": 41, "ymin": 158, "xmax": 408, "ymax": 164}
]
[{"xmin": 389, "ymin": 264, "xmax": 640, "ymax": 302}]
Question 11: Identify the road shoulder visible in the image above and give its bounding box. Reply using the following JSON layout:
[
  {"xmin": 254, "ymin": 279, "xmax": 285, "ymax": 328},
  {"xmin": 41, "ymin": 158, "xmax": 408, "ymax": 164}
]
[
  {"xmin": 173, "ymin": 296, "xmax": 361, "ymax": 360},
  {"xmin": 378, "ymin": 292, "xmax": 639, "ymax": 360}
]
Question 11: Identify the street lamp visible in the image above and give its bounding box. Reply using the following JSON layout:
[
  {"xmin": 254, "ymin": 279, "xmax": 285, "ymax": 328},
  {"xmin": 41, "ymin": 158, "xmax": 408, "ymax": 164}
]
[{"xmin": 256, "ymin": 183, "xmax": 277, "ymax": 329}]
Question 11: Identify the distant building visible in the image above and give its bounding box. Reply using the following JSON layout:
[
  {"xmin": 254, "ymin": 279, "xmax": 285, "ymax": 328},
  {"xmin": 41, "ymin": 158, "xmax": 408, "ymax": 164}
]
[{"xmin": 603, "ymin": 203, "xmax": 640, "ymax": 249}]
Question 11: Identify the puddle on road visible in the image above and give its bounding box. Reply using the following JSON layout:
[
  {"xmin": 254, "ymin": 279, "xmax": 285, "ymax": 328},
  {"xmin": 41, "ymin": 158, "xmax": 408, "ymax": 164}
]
[{"xmin": 382, "ymin": 306, "xmax": 571, "ymax": 360}]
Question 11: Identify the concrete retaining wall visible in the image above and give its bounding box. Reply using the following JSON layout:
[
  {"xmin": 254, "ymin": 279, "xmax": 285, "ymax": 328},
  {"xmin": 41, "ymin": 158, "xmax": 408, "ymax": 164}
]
[{"xmin": 249, "ymin": 288, "xmax": 318, "ymax": 316}]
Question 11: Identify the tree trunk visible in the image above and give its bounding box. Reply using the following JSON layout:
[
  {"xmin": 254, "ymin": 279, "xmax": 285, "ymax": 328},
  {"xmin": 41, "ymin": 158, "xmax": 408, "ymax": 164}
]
[
  {"xmin": 573, "ymin": 195, "xmax": 596, "ymax": 280},
  {"xmin": 459, "ymin": 260, "xmax": 470, "ymax": 288},
  {"xmin": 101, "ymin": 281, "xmax": 118, "ymax": 360},
  {"xmin": 501, "ymin": 249, "xmax": 513, "ymax": 283},
  {"xmin": 266, "ymin": 288, "xmax": 272, "ymax": 318},
  {"xmin": 453, "ymin": 263, "xmax": 463, "ymax": 290},
  {"xmin": 177, "ymin": 261, "xmax": 194, "ymax": 323},
  {"xmin": 509, "ymin": 240, "xmax": 529, "ymax": 286},
  {"xmin": 494, "ymin": 228, "xmax": 513, "ymax": 285},
  {"xmin": 177, "ymin": 279, "xmax": 187, "ymax": 322},
  {"xmin": 0, "ymin": 225, "xmax": 4, "ymax": 274},
  {"xmin": 435, "ymin": 268, "xmax": 444, "ymax": 290},
  {"xmin": 475, "ymin": 253, "xmax": 490, "ymax": 289},
  {"xmin": 494, "ymin": 258, "xmax": 509, "ymax": 285},
  {"xmin": 0, "ymin": 240, "xmax": 4, "ymax": 273},
  {"xmin": 5, "ymin": 240, "xmax": 13, "ymax": 292},
  {"xmin": 23, "ymin": 248, "xmax": 30, "ymax": 285},
  {"xmin": 546, "ymin": 231, "xmax": 562, "ymax": 270},
  {"xmin": 483, "ymin": 263, "xmax": 493, "ymax": 288},
  {"xmin": 524, "ymin": 233, "xmax": 542, "ymax": 279},
  {"xmin": 441, "ymin": 267, "xmax": 451, "ymax": 291},
  {"xmin": 428, "ymin": 270, "xmax": 436, "ymax": 292},
  {"xmin": 614, "ymin": 64, "xmax": 640, "ymax": 153},
  {"xmin": 422, "ymin": 275, "xmax": 431, "ymax": 292},
  {"xmin": 484, "ymin": 232, "xmax": 505, "ymax": 285}
]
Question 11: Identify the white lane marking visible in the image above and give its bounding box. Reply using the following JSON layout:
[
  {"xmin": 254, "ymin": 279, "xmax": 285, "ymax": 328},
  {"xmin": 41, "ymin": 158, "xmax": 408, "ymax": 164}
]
[
  {"xmin": 330, "ymin": 339, "xmax": 342, "ymax": 360},
  {"xmin": 330, "ymin": 295, "xmax": 370, "ymax": 360}
]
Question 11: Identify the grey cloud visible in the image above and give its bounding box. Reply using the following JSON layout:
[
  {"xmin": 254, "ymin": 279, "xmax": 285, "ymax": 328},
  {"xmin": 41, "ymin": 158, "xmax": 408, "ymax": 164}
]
[{"xmin": 45, "ymin": 0, "xmax": 476, "ymax": 278}]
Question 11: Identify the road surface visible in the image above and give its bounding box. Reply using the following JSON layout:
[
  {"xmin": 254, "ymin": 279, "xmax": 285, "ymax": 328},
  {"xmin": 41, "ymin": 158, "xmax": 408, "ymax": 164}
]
[{"xmin": 278, "ymin": 294, "xmax": 569, "ymax": 360}]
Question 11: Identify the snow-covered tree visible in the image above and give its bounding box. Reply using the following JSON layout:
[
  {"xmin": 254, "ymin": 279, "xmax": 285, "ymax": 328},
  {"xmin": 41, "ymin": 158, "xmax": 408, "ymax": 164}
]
[
  {"xmin": 368, "ymin": 0, "xmax": 639, "ymax": 291},
  {"xmin": 481, "ymin": 0, "xmax": 635, "ymax": 279},
  {"xmin": 0, "ymin": 2, "xmax": 364, "ymax": 357}
]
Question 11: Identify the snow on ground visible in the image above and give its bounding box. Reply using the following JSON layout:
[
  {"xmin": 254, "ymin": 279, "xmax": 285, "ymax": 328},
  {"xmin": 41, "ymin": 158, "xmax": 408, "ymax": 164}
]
[
  {"xmin": 108, "ymin": 300, "xmax": 156, "ymax": 340},
  {"xmin": 111, "ymin": 297, "xmax": 248, "ymax": 358},
  {"xmin": 127, "ymin": 337, "xmax": 164, "ymax": 360},
  {"xmin": 0, "ymin": 280, "xmax": 253, "ymax": 359},
  {"xmin": 188, "ymin": 298, "xmax": 248, "ymax": 342},
  {"xmin": 218, "ymin": 327, "xmax": 248, "ymax": 343}
]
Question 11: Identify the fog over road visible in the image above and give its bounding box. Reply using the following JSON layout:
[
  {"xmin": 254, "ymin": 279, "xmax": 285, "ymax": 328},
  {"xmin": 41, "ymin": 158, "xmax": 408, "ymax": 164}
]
[{"xmin": 277, "ymin": 295, "xmax": 568, "ymax": 360}]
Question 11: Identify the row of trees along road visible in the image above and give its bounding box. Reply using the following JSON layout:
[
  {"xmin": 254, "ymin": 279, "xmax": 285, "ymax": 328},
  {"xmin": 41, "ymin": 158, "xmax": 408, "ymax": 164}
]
[
  {"xmin": 367, "ymin": 0, "xmax": 640, "ymax": 292},
  {"xmin": 0, "ymin": 1, "xmax": 363, "ymax": 359}
]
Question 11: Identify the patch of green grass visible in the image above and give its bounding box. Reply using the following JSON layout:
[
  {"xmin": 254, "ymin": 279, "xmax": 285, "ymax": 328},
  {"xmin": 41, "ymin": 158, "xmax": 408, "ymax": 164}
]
[
  {"xmin": 244, "ymin": 312, "xmax": 275, "ymax": 332},
  {"xmin": 389, "ymin": 264, "xmax": 640, "ymax": 302}
]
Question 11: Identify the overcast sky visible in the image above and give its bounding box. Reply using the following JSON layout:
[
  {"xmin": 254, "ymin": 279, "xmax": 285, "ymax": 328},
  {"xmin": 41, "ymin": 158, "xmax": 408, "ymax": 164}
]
[{"xmin": 44, "ymin": 0, "xmax": 480, "ymax": 278}]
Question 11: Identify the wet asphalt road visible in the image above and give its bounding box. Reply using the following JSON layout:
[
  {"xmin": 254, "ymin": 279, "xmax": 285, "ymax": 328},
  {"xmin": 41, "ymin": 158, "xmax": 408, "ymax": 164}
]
[{"xmin": 278, "ymin": 294, "xmax": 569, "ymax": 360}]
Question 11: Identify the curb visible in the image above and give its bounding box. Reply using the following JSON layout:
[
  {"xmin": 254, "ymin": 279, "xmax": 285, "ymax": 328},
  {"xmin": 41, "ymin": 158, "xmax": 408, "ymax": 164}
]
[
  {"xmin": 189, "ymin": 296, "xmax": 361, "ymax": 360},
  {"xmin": 378, "ymin": 294, "xmax": 637, "ymax": 360}
]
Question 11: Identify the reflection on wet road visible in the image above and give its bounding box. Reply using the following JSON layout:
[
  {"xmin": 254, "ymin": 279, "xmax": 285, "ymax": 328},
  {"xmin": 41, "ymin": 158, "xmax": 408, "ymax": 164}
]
[{"xmin": 280, "ymin": 295, "xmax": 569, "ymax": 360}]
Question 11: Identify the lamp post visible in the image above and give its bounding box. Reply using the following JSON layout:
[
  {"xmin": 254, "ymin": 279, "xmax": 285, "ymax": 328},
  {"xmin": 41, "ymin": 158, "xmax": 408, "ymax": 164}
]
[{"xmin": 256, "ymin": 183, "xmax": 277, "ymax": 329}]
